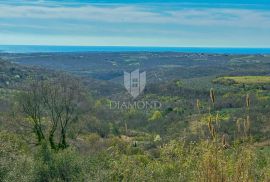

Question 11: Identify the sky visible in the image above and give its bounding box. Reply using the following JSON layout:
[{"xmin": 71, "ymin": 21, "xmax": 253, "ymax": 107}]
[{"xmin": 0, "ymin": 0, "xmax": 270, "ymax": 47}]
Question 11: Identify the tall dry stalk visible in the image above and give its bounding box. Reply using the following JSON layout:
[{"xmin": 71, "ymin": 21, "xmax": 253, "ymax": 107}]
[
  {"xmin": 196, "ymin": 99, "xmax": 201, "ymax": 137},
  {"xmin": 236, "ymin": 118, "xmax": 242, "ymax": 135},
  {"xmin": 235, "ymin": 94, "xmax": 252, "ymax": 140},
  {"xmin": 246, "ymin": 94, "xmax": 250, "ymax": 109},
  {"xmin": 210, "ymin": 88, "xmax": 216, "ymax": 106},
  {"xmin": 208, "ymin": 88, "xmax": 217, "ymax": 140},
  {"xmin": 196, "ymin": 99, "xmax": 201, "ymax": 114},
  {"xmin": 245, "ymin": 93, "xmax": 251, "ymax": 139}
]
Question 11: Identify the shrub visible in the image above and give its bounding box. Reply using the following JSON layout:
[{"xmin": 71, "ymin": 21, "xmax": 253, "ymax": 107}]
[{"xmin": 34, "ymin": 142, "xmax": 85, "ymax": 182}]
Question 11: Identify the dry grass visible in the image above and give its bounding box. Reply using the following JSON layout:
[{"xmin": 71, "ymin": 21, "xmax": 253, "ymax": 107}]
[{"xmin": 214, "ymin": 76, "xmax": 270, "ymax": 85}]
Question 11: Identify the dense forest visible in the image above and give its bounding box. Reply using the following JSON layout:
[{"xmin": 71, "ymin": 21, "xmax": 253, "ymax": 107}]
[{"xmin": 1, "ymin": 52, "xmax": 270, "ymax": 181}]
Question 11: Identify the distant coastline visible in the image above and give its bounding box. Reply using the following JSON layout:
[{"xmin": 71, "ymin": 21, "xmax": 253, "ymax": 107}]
[{"xmin": 0, "ymin": 45, "xmax": 270, "ymax": 54}]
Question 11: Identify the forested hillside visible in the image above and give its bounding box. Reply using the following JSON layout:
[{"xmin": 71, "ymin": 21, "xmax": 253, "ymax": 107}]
[{"xmin": 1, "ymin": 53, "xmax": 270, "ymax": 181}]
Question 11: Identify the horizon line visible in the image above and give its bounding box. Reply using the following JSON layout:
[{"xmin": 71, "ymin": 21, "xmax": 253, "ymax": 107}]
[{"xmin": 1, "ymin": 45, "xmax": 270, "ymax": 49}]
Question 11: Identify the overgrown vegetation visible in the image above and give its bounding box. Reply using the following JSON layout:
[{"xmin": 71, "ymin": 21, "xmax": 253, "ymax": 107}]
[{"xmin": 1, "ymin": 53, "xmax": 270, "ymax": 181}]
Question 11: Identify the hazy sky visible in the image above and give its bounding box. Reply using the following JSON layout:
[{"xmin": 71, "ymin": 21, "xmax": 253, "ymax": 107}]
[{"xmin": 0, "ymin": 0, "xmax": 270, "ymax": 47}]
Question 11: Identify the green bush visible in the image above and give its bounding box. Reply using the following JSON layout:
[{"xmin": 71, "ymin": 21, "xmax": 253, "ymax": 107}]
[
  {"xmin": 0, "ymin": 131, "xmax": 34, "ymax": 182},
  {"xmin": 34, "ymin": 142, "xmax": 85, "ymax": 182}
]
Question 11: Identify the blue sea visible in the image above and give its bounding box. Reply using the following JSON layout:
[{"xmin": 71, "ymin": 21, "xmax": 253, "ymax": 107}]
[{"xmin": 0, "ymin": 45, "xmax": 270, "ymax": 54}]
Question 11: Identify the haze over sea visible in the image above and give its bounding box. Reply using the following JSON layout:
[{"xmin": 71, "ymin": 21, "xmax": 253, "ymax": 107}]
[{"xmin": 0, "ymin": 45, "xmax": 270, "ymax": 54}]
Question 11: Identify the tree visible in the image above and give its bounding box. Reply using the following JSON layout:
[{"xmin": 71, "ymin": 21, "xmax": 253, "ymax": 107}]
[
  {"xmin": 19, "ymin": 80, "xmax": 45, "ymax": 144},
  {"xmin": 18, "ymin": 75, "xmax": 85, "ymax": 150}
]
